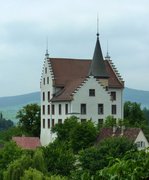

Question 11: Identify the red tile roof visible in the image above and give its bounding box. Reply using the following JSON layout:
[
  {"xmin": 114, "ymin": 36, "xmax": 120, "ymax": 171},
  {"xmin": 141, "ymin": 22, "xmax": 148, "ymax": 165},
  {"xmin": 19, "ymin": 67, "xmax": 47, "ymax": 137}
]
[
  {"xmin": 49, "ymin": 58, "xmax": 124, "ymax": 101},
  {"xmin": 96, "ymin": 127, "xmax": 141, "ymax": 144},
  {"xmin": 12, "ymin": 136, "xmax": 41, "ymax": 150}
]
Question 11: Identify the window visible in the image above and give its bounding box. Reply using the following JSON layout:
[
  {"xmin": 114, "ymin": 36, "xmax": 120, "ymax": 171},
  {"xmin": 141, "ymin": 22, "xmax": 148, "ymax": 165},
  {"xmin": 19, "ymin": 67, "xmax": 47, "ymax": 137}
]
[
  {"xmin": 58, "ymin": 119, "xmax": 62, "ymax": 124},
  {"xmin": 89, "ymin": 89, "xmax": 95, "ymax": 96},
  {"xmin": 112, "ymin": 105, "xmax": 117, "ymax": 114},
  {"xmin": 81, "ymin": 119, "xmax": 86, "ymax": 123},
  {"xmin": 98, "ymin": 119, "xmax": 103, "ymax": 125},
  {"xmin": 43, "ymin": 119, "xmax": 45, "ymax": 128},
  {"xmin": 48, "ymin": 91, "xmax": 50, "ymax": 101},
  {"xmin": 81, "ymin": 104, "xmax": 86, "ymax": 114},
  {"xmin": 43, "ymin": 92, "xmax": 45, "ymax": 101},
  {"xmin": 52, "ymin": 119, "xmax": 55, "ymax": 127},
  {"xmin": 43, "ymin": 78, "xmax": 45, "ymax": 85},
  {"xmin": 98, "ymin": 104, "xmax": 104, "ymax": 114},
  {"xmin": 52, "ymin": 104, "xmax": 55, "ymax": 115},
  {"xmin": 47, "ymin": 77, "xmax": 49, "ymax": 84},
  {"xmin": 65, "ymin": 104, "xmax": 68, "ymax": 114},
  {"xmin": 48, "ymin": 119, "xmax": 50, "ymax": 128},
  {"xmin": 59, "ymin": 104, "xmax": 62, "ymax": 115},
  {"xmin": 136, "ymin": 141, "xmax": 145, "ymax": 148},
  {"xmin": 48, "ymin": 105, "xmax": 50, "ymax": 115},
  {"xmin": 42, "ymin": 105, "xmax": 45, "ymax": 115},
  {"xmin": 111, "ymin": 92, "xmax": 116, "ymax": 101},
  {"xmin": 45, "ymin": 67, "xmax": 47, "ymax": 74}
]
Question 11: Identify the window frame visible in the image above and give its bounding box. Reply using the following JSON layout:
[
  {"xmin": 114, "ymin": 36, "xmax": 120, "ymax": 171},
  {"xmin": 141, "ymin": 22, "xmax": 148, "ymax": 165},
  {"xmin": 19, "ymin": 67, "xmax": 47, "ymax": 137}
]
[
  {"xmin": 81, "ymin": 104, "xmax": 86, "ymax": 115},
  {"xmin": 89, "ymin": 89, "xmax": 95, "ymax": 96}
]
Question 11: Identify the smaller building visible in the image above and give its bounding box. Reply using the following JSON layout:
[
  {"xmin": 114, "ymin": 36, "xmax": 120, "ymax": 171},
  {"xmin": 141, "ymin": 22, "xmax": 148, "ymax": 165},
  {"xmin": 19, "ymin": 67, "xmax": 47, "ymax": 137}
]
[
  {"xmin": 12, "ymin": 136, "xmax": 41, "ymax": 150},
  {"xmin": 96, "ymin": 127, "xmax": 149, "ymax": 150}
]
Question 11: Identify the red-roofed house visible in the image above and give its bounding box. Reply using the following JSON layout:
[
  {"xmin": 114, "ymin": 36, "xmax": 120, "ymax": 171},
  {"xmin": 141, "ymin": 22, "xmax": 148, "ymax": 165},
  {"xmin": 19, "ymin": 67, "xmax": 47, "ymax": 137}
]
[
  {"xmin": 12, "ymin": 136, "xmax": 41, "ymax": 150},
  {"xmin": 40, "ymin": 33, "xmax": 124, "ymax": 145},
  {"xmin": 96, "ymin": 127, "xmax": 149, "ymax": 150}
]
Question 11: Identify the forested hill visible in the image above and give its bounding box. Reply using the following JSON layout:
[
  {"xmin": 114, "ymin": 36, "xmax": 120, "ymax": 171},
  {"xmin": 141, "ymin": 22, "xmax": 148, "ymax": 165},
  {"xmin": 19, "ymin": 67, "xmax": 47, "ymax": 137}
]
[
  {"xmin": 0, "ymin": 92, "xmax": 40, "ymax": 108},
  {"xmin": 124, "ymin": 87, "xmax": 149, "ymax": 108}
]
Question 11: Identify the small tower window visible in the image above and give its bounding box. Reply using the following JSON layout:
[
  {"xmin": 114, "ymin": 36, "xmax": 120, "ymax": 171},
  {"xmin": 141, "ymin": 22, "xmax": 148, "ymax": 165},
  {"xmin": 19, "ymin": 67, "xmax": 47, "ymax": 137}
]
[
  {"xmin": 45, "ymin": 67, "xmax": 47, "ymax": 74},
  {"xmin": 112, "ymin": 105, "xmax": 117, "ymax": 114},
  {"xmin": 48, "ymin": 119, "xmax": 50, "ymax": 128},
  {"xmin": 43, "ymin": 119, "xmax": 45, "ymax": 128},
  {"xmin": 89, "ymin": 89, "xmax": 95, "ymax": 96}
]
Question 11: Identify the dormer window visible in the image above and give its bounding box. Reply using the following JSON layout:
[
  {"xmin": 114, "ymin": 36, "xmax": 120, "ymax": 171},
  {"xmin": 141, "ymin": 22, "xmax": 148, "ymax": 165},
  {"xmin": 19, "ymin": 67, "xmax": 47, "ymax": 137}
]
[{"xmin": 89, "ymin": 89, "xmax": 95, "ymax": 96}]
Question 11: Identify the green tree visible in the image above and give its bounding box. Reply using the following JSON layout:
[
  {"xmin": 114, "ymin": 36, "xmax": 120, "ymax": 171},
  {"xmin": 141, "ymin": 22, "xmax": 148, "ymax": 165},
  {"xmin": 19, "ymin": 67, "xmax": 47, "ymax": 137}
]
[
  {"xmin": 0, "ymin": 141, "xmax": 22, "ymax": 179},
  {"xmin": 124, "ymin": 101, "xmax": 146, "ymax": 126},
  {"xmin": 97, "ymin": 150, "xmax": 149, "ymax": 179},
  {"xmin": 42, "ymin": 141, "xmax": 75, "ymax": 176},
  {"xmin": 32, "ymin": 149, "xmax": 47, "ymax": 173},
  {"xmin": 70, "ymin": 120, "xmax": 97, "ymax": 153},
  {"xmin": 0, "ymin": 112, "xmax": 14, "ymax": 131},
  {"xmin": 52, "ymin": 116, "xmax": 78, "ymax": 142},
  {"xmin": 16, "ymin": 103, "xmax": 40, "ymax": 137},
  {"xmin": 52, "ymin": 117, "xmax": 97, "ymax": 153},
  {"xmin": 79, "ymin": 137, "xmax": 136, "ymax": 175},
  {"xmin": 3, "ymin": 154, "xmax": 32, "ymax": 180},
  {"xmin": 21, "ymin": 168, "xmax": 68, "ymax": 180},
  {"xmin": 0, "ymin": 126, "xmax": 24, "ymax": 142},
  {"xmin": 143, "ymin": 107, "xmax": 149, "ymax": 124}
]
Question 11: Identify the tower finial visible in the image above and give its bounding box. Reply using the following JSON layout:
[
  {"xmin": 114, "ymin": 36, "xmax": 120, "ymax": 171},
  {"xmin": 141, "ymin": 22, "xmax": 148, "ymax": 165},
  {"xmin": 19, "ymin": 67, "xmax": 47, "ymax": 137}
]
[
  {"xmin": 97, "ymin": 14, "xmax": 99, "ymax": 38},
  {"xmin": 105, "ymin": 40, "xmax": 111, "ymax": 60},
  {"xmin": 45, "ymin": 36, "xmax": 49, "ymax": 58}
]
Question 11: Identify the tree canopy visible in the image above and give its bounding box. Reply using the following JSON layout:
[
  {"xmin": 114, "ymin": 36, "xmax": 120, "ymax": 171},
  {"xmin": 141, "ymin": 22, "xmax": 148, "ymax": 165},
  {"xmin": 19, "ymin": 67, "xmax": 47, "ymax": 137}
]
[{"xmin": 16, "ymin": 103, "xmax": 40, "ymax": 137}]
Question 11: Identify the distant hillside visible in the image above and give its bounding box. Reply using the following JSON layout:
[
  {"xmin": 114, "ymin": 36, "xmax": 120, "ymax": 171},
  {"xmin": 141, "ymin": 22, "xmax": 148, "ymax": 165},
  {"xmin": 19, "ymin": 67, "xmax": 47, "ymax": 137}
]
[
  {"xmin": 0, "ymin": 92, "xmax": 40, "ymax": 123},
  {"xmin": 0, "ymin": 88, "xmax": 149, "ymax": 122},
  {"xmin": 124, "ymin": 87, "xmax": 149, "ymax": 108}
]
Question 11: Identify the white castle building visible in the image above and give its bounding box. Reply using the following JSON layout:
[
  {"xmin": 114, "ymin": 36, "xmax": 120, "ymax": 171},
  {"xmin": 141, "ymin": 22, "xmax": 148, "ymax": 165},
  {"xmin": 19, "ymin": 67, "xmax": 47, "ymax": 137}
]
[{"xmin": 40, "ymin": 33, "xmax": 124, "ymax": 145}]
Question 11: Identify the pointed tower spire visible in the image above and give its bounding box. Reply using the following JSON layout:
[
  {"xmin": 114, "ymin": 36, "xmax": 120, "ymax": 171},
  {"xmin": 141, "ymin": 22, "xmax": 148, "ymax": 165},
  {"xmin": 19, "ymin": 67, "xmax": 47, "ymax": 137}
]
[
  {"xmin": 45, "ymin": 37, "xmax": 49, "ymax": 58},
  {"xmin": 105, "ymin": 40, "xmax": 111, "ymax": 60},
  {"xmin": 89, "ymin": 18, "xmax": 109, "ymax": 78}
]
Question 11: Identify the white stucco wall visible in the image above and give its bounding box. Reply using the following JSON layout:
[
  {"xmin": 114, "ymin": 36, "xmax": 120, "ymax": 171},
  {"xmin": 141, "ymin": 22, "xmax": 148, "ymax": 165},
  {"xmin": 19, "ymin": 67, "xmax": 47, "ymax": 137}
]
[
  {"xmin": 40, "ymin": 58, "xmax": 55, "ymax": 145},
  {"xmin": 135, "ymin": 130, "xmax": 149, "ymax": 150},
  {"xmin": 71, "ymin": 76, "xmax": 111, "ymax": 124}
]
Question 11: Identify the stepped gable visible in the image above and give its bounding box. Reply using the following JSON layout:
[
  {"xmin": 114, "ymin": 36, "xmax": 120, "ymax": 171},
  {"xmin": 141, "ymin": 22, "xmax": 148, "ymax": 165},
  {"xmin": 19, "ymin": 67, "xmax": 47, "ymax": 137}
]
[
  {"xmin": 105, "ymin": 60, "xmax": 124, "ymax": 88},
  {"xmin": 96, "ymin": 127, "xmax": 140, "ymax": 144},
  {"xmin": 49, "ymin": 58, "xmax": 123, "ymax": 102}
]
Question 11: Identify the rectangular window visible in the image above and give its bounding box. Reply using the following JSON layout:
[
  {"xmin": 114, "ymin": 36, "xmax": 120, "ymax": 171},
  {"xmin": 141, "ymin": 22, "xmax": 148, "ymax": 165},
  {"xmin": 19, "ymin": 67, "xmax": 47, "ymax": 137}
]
[
  {"xmin": 43, "ymin": 78, "xmax": 45, "ymax": 85},
  {"xmin": 58, "ymin": 119, "xmax": 62, "ymax": 124},
  {"xmin": 59, "ymin": 104, "xmax": 62, "ymax": 115},
  {"xmin": 48, "ymin": 91, "xmax": 50, "ymax": 101},
  {"xmin": 48, "ymin": 105, "xmax": 50, "ymax": 115},
  {"xmin": 43, "ymin": 92, "xmax": 45, "ymax": 101},
  {"xmin": 65, "ymin": 104, "xmax": 68, "ymax": 114},
  {"xmin": 112, "ymin": 105, "xmax": 117, "ymax": 114},
  {"xmin": 47, "ymin": 77, "xmax": 49, "ymax": 84},
  {"xmin": 43, "ymin": 119, "xmax": 45, "ymax": 128},
  {"xmin": 42, "ymin": 105, "xmax": 45, "ymax": 115},
  {"xmin": 98, "ymin": 104, "xmax": 104, "ymax": 114},
  {"xmin": 52, "ymin": 119, "xmax": 55, "ymax": 127},
  {"xmin": 48, "ymin": 119, "xmax": 50, "ymax": 128},
  {"xmin": 111, "ymin": 92, "xmax": 116, "ymax": 101},
  {"xmin": 89, "ymin": 89, "xmax": 95, "ymax": 96},
  {"xmin": 81, "ymin": 104, "xmax": 86, "ymax": 114},
  {"xmin": 98, "ymin": 119, "xmax": 103, "ymax": 125},
  {"xmin": 45, "ymin": 67, "xmax": 47, "ymax": 74},
  {"xmin": 52, "ymin": 104, "xmax": 55, "ymax": 115}
]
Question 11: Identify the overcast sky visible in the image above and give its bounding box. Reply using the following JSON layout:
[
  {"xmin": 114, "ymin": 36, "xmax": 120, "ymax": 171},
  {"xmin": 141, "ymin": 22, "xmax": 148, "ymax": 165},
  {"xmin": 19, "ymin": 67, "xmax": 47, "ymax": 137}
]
[{"xmin": 0, "ymin": 0, "xmax": 149, "ymax": 97}]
